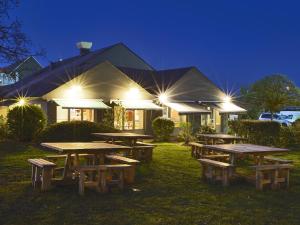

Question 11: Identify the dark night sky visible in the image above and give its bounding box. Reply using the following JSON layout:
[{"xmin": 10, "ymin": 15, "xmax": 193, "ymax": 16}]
[{"xmin": 14, "ymin": 0, "xmax": 300, "ymax": 90}]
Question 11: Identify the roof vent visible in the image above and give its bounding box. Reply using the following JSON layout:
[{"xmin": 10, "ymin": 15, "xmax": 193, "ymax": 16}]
[{"xmin": 76, "ymin": 42, "xmax": 93, "ymax": 55}]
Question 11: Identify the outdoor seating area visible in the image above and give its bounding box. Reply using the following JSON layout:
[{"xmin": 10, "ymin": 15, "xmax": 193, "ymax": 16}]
[
  {"xmin": 190, "ymin": 134, "xmax": 293, "ymax": 190},
  {"xmin": 27, "ymin": 132, "xmax": 153, "ymax": 195}
]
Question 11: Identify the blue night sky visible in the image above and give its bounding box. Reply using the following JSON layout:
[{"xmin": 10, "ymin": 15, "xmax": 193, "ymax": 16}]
[{"xmin": 15, "ymin": 0, "xmax": 300, "ymax": 89}]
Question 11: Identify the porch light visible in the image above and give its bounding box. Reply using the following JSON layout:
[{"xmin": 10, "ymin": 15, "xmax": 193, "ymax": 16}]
[
  {"xmin": 158, "ymin": 93, "xmax": 168, "ymax": 103},
  {"xmin": 126, "ymin": 88, "xmax": 140, "ymax": 100},
  {"xmin": 66, "ymin": 85, "xmax": 82, "ymax": 98},
  {"xmin": 17, "ymin": 98, "xmax": 27, "ymax": 107},
  {"xmin": 223, "ymin": 95, "xmax": 232, "ymax": 103}
]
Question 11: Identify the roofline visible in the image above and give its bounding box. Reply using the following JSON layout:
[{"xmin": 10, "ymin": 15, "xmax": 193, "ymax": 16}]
[{"xmin": 118, "ymin": 43, "xmax": 155, "ymax": 70}]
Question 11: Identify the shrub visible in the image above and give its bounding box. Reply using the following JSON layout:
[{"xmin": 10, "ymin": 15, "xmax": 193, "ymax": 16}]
[
  {"xmin": 39, "ymin": 121, "xmax": 118, "ymax": 142},
  {"xmin": 178, "ymin": 122, "xmax": 194, "ymax": 144},
  {"xmin": 228, "ymin": 120, "xmax": 281, "ymax": 146},
  {"xmin": 278, "ymin": 126, "xmax": 298, "ymax": 148},
  {"xmin": 7, "ymin": 105, "xmax": 46, "ymax": 142},
  {"xmin": 198, "ymin": 125, "xmax": 216, "ymax": 134},
  {"xmin": 0, "ymin": 115, "xmax": 7, "ymax": 140},
  {"xmin": 152, "ymin": 117, "xmax": 175, "ymax": 141}
]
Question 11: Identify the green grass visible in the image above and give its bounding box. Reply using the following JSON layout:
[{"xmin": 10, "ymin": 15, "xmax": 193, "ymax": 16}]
[{"xmin": 0, "ymin": 142, "xmax": 300, "ymax": 225}]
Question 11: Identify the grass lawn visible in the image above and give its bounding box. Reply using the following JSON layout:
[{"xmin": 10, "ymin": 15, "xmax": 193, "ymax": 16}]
[{"xmin": 0, "ymin": 142, "xmax": 300, "ymax": 225}]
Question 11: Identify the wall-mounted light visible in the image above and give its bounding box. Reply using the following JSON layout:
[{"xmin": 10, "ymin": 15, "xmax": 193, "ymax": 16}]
[
  {"xmin": 223, "ymin": 95, "xmax": 232, "ymax": 103},
  {"xmin": 126, "ymin": 88, "xmax": 140, "ymax": 100},
  {"xmin": 17, "ymin": 98, "xmax": 27, "ymax": 107},
  {"xmin": 158, "ymin": 93, "xmax": 168, "ymax": 103},
  {"xmin": 66, "ymin": 85, "xmax": 82, "ymax": 99}
]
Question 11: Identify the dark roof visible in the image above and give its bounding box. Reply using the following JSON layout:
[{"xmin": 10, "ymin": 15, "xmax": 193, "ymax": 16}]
[
  {"xmin": 118, "ymin": 66, "xmax": 194, "ymax": 95},
  {"xmin": 0, "ymin": 43, "xmax": 140, "ymax": 98}
]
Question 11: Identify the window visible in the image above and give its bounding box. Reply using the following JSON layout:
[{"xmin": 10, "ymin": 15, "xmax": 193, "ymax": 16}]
[
  {"xmin": 57, "ymin": 106, "xmax": 68, "ymax": 122},
  {"xmin": 113, "ymin": 108, "xmax": 144, "ymax": 130},
  {"xmin": 56, "ymin": 107, "xmax": 94, "ymax": 122},
  {"xmin": 135, "ymin": 110, "xmax": 144, "ymax": 129},
  {"xmin": 170, "ymin": 109, "xmax": 186, "ymax": 127},
  {"xmin": 124, "ymin": 110, "xmax": 134, "ymax": 130},
  {"xmin": 70, "ymin": 109, "xmax": 82, "ymax": 121}
]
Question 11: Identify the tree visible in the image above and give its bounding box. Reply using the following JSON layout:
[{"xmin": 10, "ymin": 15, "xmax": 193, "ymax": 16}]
[
  {"xmin": 240, "ymin": 74, "xmax": 300, "ymax": 119},
  {"xmin": 0, "ymin": 0, "xmax": 44, "ymax": 69}
]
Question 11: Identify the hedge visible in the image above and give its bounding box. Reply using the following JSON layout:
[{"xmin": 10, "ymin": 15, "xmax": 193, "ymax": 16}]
[
  {"xmin": 39, "ymin": 121, "xmax": 118, "ymax": 142},
  {"xmin": 228, "ymin": 120, "xmax": 281, "ymax": 146}
]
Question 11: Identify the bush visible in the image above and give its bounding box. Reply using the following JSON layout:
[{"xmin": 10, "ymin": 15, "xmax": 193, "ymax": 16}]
[
  {"xmin": 152, "ymin": 117, "xmax": 175, "ymax": 142},
  {"xmin": 178, "ymin": 122, "xmax": 194, "ymax": 144},
  {"xmin": 228, "ymin": 120, "xmax": 281, "ymax": 146},
  {"xmin": 7, "ymin": 105, "xmax": 46, "ymax": 142},
  {"xmin": 278, "ymin": 126, "xmax": 298, "ymax": 148},
  {"xmin": 0, "ymin": 115, "xmax": 7, "ymax": 140},
  {"xmin": 198, "ymin": 125, "xmax": 216, "ymax": 134},
  {"xmin": 39, "ymin": 121, "xmax": 118, "ymax": 142}
]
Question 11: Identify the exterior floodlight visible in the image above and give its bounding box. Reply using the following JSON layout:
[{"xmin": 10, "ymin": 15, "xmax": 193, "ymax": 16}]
[
  {"xmin": 159, "ymin": 93, "xmax": 168, "ymax": 103},
  {"xmin": 126, "ymin": 88, "xmax": 140, "ymax": 100},
  {"xmin": 66, "ymin": 85, "xmax": 83, "ymax": 99},
  {"xmin": 17, "ymin": 98, "xmax": 26, "ymax": 107},
  {"xmin": 224, "ymin": 96, "xmax": 232, "ymax": 103}
]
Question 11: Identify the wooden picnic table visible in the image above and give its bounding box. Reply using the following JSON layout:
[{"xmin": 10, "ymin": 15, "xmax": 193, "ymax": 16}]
[
  {"xmin": 203, "ymin": 144, "xmax": 289, "ymax": 165},
  {"xmin": 198, "ymin": 133, "xmax": 247, "ymax": 144},
  {"xmin": 41, "ymin": 142, "xmax": 131, "ymax": 180},
  {"xmin": 92, "ymin": 132, "xmax": 153, "ymax": 146}
]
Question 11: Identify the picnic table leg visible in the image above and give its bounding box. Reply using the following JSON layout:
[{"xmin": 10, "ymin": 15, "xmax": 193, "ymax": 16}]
[
  {"xmin": 63, "ymin": 153, "xmax": 72, "ymax": 180},
  {"xmin": 229, "ymin": 154, "xmax": 236, "ymax": 177}
]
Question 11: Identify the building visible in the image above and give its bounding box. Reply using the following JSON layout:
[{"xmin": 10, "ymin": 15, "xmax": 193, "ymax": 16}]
[
  {"xmin": 0, "ymin": 42, "xmax": 245, "ymax": 134},
  {"xmin": 0, "ymin": 56, "xmax": 42, "ymax": 86}
]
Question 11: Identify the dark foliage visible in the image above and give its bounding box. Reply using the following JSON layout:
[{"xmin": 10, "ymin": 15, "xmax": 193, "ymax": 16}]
[
  {"xmin": 152, "ymin": 117, "xmax": 175, "ymax": 141},
  {"xmin": 7, "ymin": 105, "xmax": 46, "ymax": 142},
  {"xmin": 39, "ymin": 121, "xmax": 118, "ymax": 142}
]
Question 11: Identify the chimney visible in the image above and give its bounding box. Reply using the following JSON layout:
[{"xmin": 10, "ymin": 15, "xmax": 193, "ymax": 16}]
[{"xmin": 76, "ymin": 42, "xmax": 93, "ymax": 55}]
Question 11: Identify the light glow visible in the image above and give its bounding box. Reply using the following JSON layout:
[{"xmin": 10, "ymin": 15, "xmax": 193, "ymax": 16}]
[
  {"xmin": 125, "ymin": 88, "xmax": 140, "ymax": 100},
  {"xmin": 223, "ymin": 95, "xmax": 232, "ymax": 103},
  {"xmin": 158, "ymin": 93, "xmax": 168, "ymax": 103},
  {"xmin": 66, "ymin": 85, "xmax": 83, "ymax": 99},
  {"xmin": 17, "ymin": 98, "xmax": 27, "ymax": 107}
]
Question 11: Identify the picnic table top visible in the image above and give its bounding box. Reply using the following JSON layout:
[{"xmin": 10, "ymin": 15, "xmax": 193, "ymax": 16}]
[
  {"xmin": 41, "ymin": 142, "xmax": 131, "ymax": 153},
  {"xmin": 203, "ymin": 144, "xmax": 289, "ymax": 155},
  {"xmin": 92, "ymin": 132, "xmax": 153, "ymax": 139},
  {"xmin": 198, "ymin": 133, "xmax": 246, "ymax": 140}
]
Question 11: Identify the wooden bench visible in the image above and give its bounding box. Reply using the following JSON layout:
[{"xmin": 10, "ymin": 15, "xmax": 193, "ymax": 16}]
[
  {"xmin": 264, "ymin": 157, "xmax": 293, "ymax": 164},
  {"xmin": 189, "ymin": 142, "xmax": 204, "ymax": 158},
  {"xmin": 198, "ymin": 158, "xmax": 233, "ymax": 186},
  {"xmin": 252, "ymin": 164, "xmax": 293, "ymax": 190},
  {"xmin": 105, "ymin": 155, "xmax": 140, "ymax": 184},
  {"xmin": 132, "ymin": 145, "xmax": 154, "ymax": 162},
  {"xmin": 202, "ymin": 154, "xmax": 230, "ymax": 162},
  {"xmin": 77, "ymin": 164, "xmax": 132, "ymax": 195},
  {"xmin": 28, "ymin": 158, "xmax": 56, "ymax": 191}
]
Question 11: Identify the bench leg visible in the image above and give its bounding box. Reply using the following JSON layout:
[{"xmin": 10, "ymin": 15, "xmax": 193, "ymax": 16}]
[
  {"xmin": 125, "ymin": 165, "xmax": 136, "ymax": 184},
  {"xmin": 31, "ymin": 165, "xmax": 36, "ymax": 187},
  {"xmin": 34, "ymin": 166, "xmax": 41, "ymax": 189},
  {"xmin": 222, "ymin": 168, "xmax": 229, "ymax": 187},
  {"xmin": 118, "ymin": 170, "xmax": 125, "ymax": 190},
  {"xmin": 79, "ymin": 171, "xmax": 85, "ymax": 196},
  {"xmin": 41, "ymin": 168, "xmax": 53, "ymax": 191},
  {"xmin": 99, "ymin": 170, "xmax": 108, "ymax": 193},
  {"xmin": 256, "ymin": 171, "xmax": 263, "ymax": 190}
]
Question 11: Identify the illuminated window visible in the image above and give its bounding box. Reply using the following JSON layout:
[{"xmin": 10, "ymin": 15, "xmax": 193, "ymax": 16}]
[
  {"xmin": 82, "ymin": 109, "xmax": 94, "ymax": 121},
  {"xmin": 56, "ymin": 107, "xmax": 94, "ymax": 123},
  {"xmin": 70, "ymin": 109, "xmax": 82, "ymax": 121},
  {"xmin": 114, "ymin": 108, "xmax": 144, "ymax": 130},
  {"xmin": 124, "ymin": 110, "xmax": 134, "ymax": 130},
  {"xmin": 56, "ymin": 106, "xmax": 68, "ymax": 123},
  {"xmin": 135, "ymin": 110, "xmax": 144, "ymax": 129}
]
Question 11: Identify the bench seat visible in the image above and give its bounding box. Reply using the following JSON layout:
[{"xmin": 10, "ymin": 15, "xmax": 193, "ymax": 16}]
[
  {"xmin": 264, "ymin": 157, "xmax": 293, "ymax": 164},
  {"xmin": 105, "ymin": 155, "xmax": 140, "ymax": 184},
  {"xmin": 198, "ymin": 158, "xmax": 233, "ymax": 186},
  {"xmin": 28, "ymin": 158, "xmax": 56, "ymax": 191},
  {"xmin": 251, "ymin": 164, "xmax": 293, "ymax": 190},
  {"xmin": 77, "ymin": 164, "xmax": 132, "ymax": 195}
]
